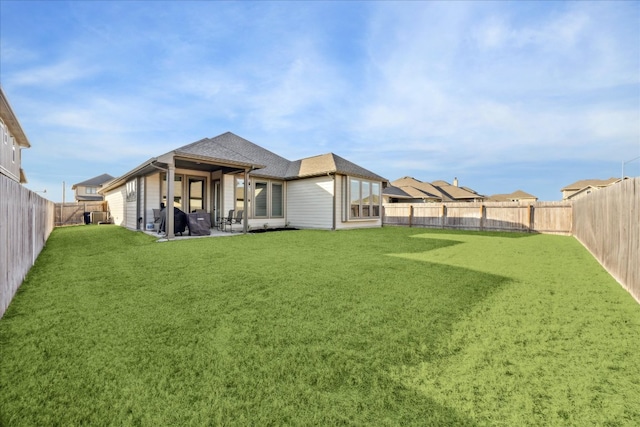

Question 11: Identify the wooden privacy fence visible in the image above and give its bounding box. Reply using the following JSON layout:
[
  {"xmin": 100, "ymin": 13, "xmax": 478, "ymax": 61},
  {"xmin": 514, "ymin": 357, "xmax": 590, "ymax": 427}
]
[
  {"xmin": 572, "ymin": 177, "xmax": 639, "ymax": 303},
  {"xmin": 55, "ymin": 201, "xmax": 107, "ymax": 226},
  {"xmin": 1, "ymin": 175, "xmax": 56, "ymax": 318},
  {"xmin": 383, "ymin": 201, "xmax": 573, "ymax": 235}
]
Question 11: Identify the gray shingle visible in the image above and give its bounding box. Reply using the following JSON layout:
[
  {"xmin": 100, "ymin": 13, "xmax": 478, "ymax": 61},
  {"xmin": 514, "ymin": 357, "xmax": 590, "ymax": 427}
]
[
  {"xmin": 176, "ymin": 132, "xmax": 291, "ymax": 178},
  {"xmin": 73, "ymin": 173, "xmax": 115, "ymax": 188}
]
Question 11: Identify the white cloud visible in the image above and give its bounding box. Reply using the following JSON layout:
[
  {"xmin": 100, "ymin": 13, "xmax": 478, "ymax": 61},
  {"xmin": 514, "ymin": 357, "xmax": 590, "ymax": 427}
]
[
  {"xmin": 8, "ymin": 60, "xmax": 99, "ymax": 87},
  {"xmin": 349, "ymin": 1, "xmax": 639, "ymax": 175}
]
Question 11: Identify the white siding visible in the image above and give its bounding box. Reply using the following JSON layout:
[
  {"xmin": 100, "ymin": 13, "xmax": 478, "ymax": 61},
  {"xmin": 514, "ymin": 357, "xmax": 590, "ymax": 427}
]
[
  {"xmin": 144, "ymin": 173, "xmax": 161, "ymax": 226},
  {"xmin": 287, "ymin": 176, "xmax": 334, "ymax": 229},
  {"xmin": 104, "ymin": 186, "xmax": 125, "ymax": 226},
  {"xmin": 222, "ymin": 173, "xmax": 237, "ymax": 218},
  {"xmin": 124, "ymin": 179, "xmax": 138, "ymax": 230}
]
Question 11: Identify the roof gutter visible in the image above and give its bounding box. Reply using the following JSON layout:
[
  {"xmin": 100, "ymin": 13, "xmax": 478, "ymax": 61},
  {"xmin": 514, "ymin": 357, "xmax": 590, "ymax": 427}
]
[{"xmin": 99, "ymin": 157, "xmax": 160, "ymax": 194}]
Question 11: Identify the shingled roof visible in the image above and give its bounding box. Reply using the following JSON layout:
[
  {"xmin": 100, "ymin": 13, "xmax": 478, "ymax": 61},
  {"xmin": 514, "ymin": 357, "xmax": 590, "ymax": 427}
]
[
  {"xmin": 103, "ymin": 132, "xmax": 386, "ymax": 193},
  {"xmin": 385, "ymin": 176, "xmax": 484, "ymax": 202},
  {"xmin": 435, "ymin": 181, "xmax": 482, "ymax": 201},
  {"xmin": 487, "ymin": 190, "xmax": 537, "ymax": 202},
  {"xmin": 72, "ymin": 173, "xmax": 115, "ymax": 189},
  {"xmin": 286, "ymin": 153, "xmax": 387, "ymax": 181},
  {"xmin": 561, "ymin": 177, "xmax": 620, "ymax": 191},
  {"xmin": 175, "ymin": 132, "xmax": 291, "ymax": 178}
]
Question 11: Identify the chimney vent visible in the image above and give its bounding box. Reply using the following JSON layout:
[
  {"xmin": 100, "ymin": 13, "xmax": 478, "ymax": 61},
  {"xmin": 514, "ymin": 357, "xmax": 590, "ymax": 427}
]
[{"xmin": 453, "ymin": 177, "xmax": 459, "ymax": 187}]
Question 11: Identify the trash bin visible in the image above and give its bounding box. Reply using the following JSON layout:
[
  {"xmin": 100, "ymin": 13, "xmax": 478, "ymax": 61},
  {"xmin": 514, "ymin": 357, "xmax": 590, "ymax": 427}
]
[{"xmin": 83, "ymin": 212, "xmax": 91, "ymax": 225}]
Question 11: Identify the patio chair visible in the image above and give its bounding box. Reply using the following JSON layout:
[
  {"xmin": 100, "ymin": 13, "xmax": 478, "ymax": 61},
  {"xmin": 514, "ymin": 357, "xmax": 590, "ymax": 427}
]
[
  {"xmin": 152, "ymin": 209, "xmax": 162, "ymax": 230},
  {"xmin": 220, "ymin": 209, "xmax": 234, "ymax": 231},
  {"xmin": 229, "ymin": 210, "xmax": 243, "ymax": 232}
]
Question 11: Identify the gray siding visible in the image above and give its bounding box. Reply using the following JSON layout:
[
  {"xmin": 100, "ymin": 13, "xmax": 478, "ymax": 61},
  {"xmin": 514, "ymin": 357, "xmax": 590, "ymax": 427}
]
[{"xmin": 0, "ymin": 121, "xmax": 22, "ymax": 182}]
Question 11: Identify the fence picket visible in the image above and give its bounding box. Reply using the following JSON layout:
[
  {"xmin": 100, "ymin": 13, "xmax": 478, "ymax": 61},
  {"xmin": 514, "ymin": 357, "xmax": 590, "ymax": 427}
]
[{"xmin": 1, "ymin": 175, "xmax": 55, "ymax": 318}]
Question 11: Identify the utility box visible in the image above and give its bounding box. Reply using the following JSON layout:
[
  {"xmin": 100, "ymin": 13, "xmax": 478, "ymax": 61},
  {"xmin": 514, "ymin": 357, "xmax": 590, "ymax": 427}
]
[{"xmin": 90, "ymin": 211, "xmax": 108, "ymax": 224}]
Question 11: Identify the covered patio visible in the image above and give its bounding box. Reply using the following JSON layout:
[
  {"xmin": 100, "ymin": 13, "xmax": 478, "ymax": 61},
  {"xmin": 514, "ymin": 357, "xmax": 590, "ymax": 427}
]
[{"xmin": 101, "ymin": 134, "xmax": 268, "ymax": 240}]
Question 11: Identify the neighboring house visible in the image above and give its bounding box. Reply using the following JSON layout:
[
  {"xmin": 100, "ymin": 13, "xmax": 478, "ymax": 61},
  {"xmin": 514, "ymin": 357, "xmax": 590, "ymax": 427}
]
[
  {"xmin": 487, "ymin": 190, "xmax": 538, "ymax": 203},
  {"xmin": 561, "ymin": 178, "xmax": 621, "ymax": 200},
  {"xmin": 0, "ymin": 86, "xmax": 30, "ymax": 184},
  {"xmin": 99, "ymin": 132, "xmax": 387, "ymax": 236},
  {"xmin": 72, "ymin": 173, "xmax": 115, "ymax": 201},
  {"xmin": 383, "ymin": 176, "xmax": 484, "ymax": 203}
]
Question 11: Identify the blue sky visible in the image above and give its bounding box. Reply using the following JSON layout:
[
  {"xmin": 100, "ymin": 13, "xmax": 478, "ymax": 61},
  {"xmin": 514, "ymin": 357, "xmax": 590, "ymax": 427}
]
[{"xmin": 1, "ymin": 0, "xmax": 638, "ymax": 202}]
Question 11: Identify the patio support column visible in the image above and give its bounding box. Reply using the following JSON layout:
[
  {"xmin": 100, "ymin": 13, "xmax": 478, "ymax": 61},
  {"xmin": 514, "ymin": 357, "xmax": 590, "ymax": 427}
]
[
  {"xmin": 166, "ymin": 162, "xmax": 175, "ymax": 239},
  {"xmin": 243, "ymin": 168, "xmax": 249, "ymax": 233}
]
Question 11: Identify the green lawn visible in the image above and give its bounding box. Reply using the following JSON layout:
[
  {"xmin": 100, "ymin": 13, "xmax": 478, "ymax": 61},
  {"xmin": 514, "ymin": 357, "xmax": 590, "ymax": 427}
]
[{"xmin": 1, "ymin": 226, "xmax": 638, "ymax": 426}]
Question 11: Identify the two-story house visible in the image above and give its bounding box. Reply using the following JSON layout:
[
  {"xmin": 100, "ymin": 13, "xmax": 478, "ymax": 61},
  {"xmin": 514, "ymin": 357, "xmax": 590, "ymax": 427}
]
[
  {"xmin": 0, "ymin": 86, "xmax": 30, "ymax": 184},
  {"xmin": 72, "ymin": 173, "xmax": 115, "ymax": 201}
]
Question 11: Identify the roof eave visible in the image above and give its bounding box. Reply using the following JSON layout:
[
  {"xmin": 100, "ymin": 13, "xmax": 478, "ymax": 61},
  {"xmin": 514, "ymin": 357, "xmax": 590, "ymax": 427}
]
[
  {"xmin": 174, "ymin": 152, "xmax": 265, "ymax": 171},
  {"xmin": 0, "ymin": 86, "xmax": 31, "ymax": 148},
  {"xmin": 99, "ymin": 158, "xmax": 159, "ymax": 194}
]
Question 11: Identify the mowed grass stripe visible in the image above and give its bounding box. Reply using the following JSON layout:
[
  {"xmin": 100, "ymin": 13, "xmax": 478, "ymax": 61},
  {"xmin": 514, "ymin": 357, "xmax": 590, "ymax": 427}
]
[{"xmin": 0, "ymin": 226, "xmax": 638, "ymax": 426}]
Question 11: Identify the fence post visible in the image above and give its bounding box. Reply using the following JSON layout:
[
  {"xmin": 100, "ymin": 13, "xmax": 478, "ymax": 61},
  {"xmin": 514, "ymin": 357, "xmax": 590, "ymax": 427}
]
[
  {"xmin": 528, "ymin": 204, "xmax": 534, "ymax": 232},
  {"xmin": 480, "ymin": 204, "xmax": 485, "ymax": 231},
  {"xmin": 409, "ymin": 205, "xmax": 414, "ymax": 228},
  {"xmin": 441, "ymin": 204, "xmax": 447, "ymax": 228}
]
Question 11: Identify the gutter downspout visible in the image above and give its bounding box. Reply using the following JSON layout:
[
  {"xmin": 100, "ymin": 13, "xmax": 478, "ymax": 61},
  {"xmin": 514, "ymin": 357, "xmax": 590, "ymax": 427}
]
[{"xmin": 330, "ymin": 172, "xmax": 336, "ymax": 230}]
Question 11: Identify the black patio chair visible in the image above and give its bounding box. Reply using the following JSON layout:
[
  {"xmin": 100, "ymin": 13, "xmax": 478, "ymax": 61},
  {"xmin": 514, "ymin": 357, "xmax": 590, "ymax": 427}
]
[
  {"xmin": 220, "ymin": 209, "xmax": 234, "ymax": 231},
  {"xmin": 229, "ymin": 210, "xmax": 243, "ymax": 233}
]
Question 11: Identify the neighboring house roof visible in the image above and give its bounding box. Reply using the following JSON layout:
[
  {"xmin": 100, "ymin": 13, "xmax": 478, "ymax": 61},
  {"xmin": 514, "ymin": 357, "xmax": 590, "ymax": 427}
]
[
  {"xmin": 390, "ymin": 177, "xmax": 445, "ymax": 199},
  {"xmin": 561, "ymin": 178, "xmax": 620, "ymax": 191},
  {"xmin": 385, "ymin": 176, "xmax": 484, "ymax": 202},
  {"xmin": 487, "ymin": 190, "xmax": 538, "ymax": 202},
  {"xmin": 76, "ymin": 195, "xmax": 105, "ymax": 202},
  {"xmin": 72, "ymin": 173, "xmax": 115, "ymax": 189},
  {"xmin": 101, "ymin": 132, "xmax": 386, "ymax": 193},
  {"xmin": 566, "ymin": 185, "xmax": 599, "ymax": 200},
  {"xmin": 561, "ymin": 177, "xmax": 621, "ymax": 200},
  {"xmin": 382, "ymin": 185, "xmax": 414, "ymax": 200},
  {"xmin": 436, "ymin": 181, "xmax": 482, "ymax": 201}
]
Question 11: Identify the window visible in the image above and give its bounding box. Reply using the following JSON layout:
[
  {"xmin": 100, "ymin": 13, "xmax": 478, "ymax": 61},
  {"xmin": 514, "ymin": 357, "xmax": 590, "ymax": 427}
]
[
  {"xmin": 1, "ymin": 122, "xmax": 7, "ymax": 145},
  {"xmin": 86, "ymin": 187, "xmax": 97, "ymax": 194},
  {"xmin": 348, "ymin": 178, "xmax": 381, "ymax": 219},
  {"xmin": 371, "ymin": 182, "xmax": 381, "ymax": 216},
  {"xmin": 162, "ymin": 174, "xmax": 183, "ymax": 208},
  {"xmin": 188, "ymin": 177, "xmax": 205, "ymax": 212},
  {"xmin": 271, "ymin": 183, "xmax": 283, "ymax": 217},
  {"xmin": 126, "ymin": 180, "xmax": 137, "ymax": 202},
  {"xmin": 254, "ymin": 181, "xmax": 268, "ymax": 217},
  {"xmin": 252, "ymin": 180, "xmax": 284, "ymax": 218},
  {"xmin": 235, "ymin": 176, "xmax": 245, "ymax": 211}
]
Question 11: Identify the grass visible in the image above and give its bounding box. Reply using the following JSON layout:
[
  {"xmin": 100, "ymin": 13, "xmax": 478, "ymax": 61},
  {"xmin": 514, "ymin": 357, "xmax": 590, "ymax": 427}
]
[{"xmin": 0, "ymin": 225, "xmax": 638, "ymax": 426}]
